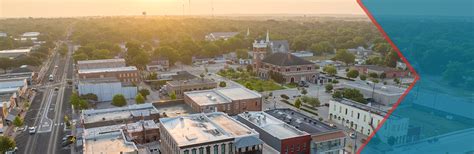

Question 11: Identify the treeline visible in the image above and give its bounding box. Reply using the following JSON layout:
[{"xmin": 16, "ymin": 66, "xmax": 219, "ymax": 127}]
[{"xmin": 68, "ymin": 17, "xmax": 386, "ymax": 65}]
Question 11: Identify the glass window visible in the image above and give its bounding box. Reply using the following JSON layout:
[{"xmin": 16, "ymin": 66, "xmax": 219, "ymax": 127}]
[
  {"xmin": 184, "ymin": 150, "xmax": 189, "ymax": 154},
  {"xmin": 192, "ymin": 149, "xmax": 197, "ymax": 154},
  {"xmin": 221, "ymin": 144, "xmax": 226, "ymax": 154},
  {"xmin": 199, "ymin": 147, "xmax": 204, "ymax": 154},
  {"xmin": 214, "ymin": 145, "xmax": 218, "ymax": 154}
]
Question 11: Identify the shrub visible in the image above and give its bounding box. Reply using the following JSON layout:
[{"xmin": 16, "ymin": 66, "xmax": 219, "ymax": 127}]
[
  {"xmin": 112, "ymin": 94, "xmax": 127, "ymax": 107},
  {"xmin": 280, "ymin": 94, "xmax": 290, "ymax": 100},
  {"xmin": 219, "ymin": 81, "xmax": 227, "ymax": 87},
  {"xmin": 325, "ymin": 84, "xmax": 333, "ymax": 92}
]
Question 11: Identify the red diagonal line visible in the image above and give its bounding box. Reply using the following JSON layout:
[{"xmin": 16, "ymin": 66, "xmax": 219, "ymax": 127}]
[{"xmin": 356, "ymin": 0, "xmax": 421, "ymax": 153}]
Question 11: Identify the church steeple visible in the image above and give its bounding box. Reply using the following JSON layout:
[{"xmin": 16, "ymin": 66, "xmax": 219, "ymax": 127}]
[{"xmin": 265, "ymin": 30, "xmax": 270, "ymax": 43}]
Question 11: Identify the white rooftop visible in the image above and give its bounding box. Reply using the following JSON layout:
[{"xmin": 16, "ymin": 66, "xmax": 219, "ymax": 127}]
[
  {"xmin": 239, "ymin": 112, "xmax": 308, "ymax": 139},
  {"xmin": 342, "ymin": 81, "xmax": 406, "ymax": 95},
  {"xmin": 0, "ymin": 78, "xmax": 27, "ymax": 89},
  {"xmin": 21, "ymin": 32, "xmax": 40, "ymax": 37},
  {"xmin": 184, "ymin": 87, "xmax": 262, "ymax": 106},
  {"xmin": 83, "ymin": 128, "xmax": 137, "ymax": 154},
  {"xmin": 77, "ymin": 58, "xmax": 125, "ymax": 65},
  {"xmin": 78, "ymin": 66, "xmax": 137, "ymax": 74},
  {"xmin": 160, "ymin": 112, "xmax": 259, "ymax": 147},
  {"xmin": 82, "ymin": 103, "xmax": 159, "ymax": 124},
  {"xmin": 0, "ymin": 48, "xmax": 31, "ymax": 54}
]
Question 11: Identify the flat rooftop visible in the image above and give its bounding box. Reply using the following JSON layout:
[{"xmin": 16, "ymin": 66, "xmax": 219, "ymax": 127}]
[
  {"xmin": 82, "ymin": 103, "xmax": 159, "ymax": 124},
  {"xmin": 332, "ymin": 99, "xmax": 393, "ymax": 117},
  {"xmin": 238, "ymin": 111, "xmax": 308, "ymax": 139},
  {"xmin": 342, "ymin": 81, "xmax": 406, "ymax": 95},
  {"xmin": 167, "ymin": 78, "xmax": 216, "ymax": 87},
  {"xmin": 184, "ymin": 87, "xmax": 262, "ymax": 106},
  {"xmin": 265, "ymin": 108, "xmax": 341, "ymax": 135},
  {"xmin": 78, "ymin": 66, "xmax": 138, "ymax": 74},
  {"xmin": 77, "ymin": 58, "xmax": 125, "ymax": 65},
  {"xmin": 160, "ymin": 112, "xmax": 259, "ymax": 147},
  {"xmin": 21, "ymin": 32, "xmax": 40, "ymax": 37},
  {"xmin": 0, "ymin": 48, "xmax": 31, "ymax": 54},
  {"xmin": 0, "ymin": 78, "xmax": 26, "ymax": 89},
  {"xmin": 83, "ymin": 128, "xmax": 137, "ymax": 154}
]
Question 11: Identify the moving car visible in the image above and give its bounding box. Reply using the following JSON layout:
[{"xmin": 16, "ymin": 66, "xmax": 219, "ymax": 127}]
[
  {"xmin": 55, "ymin": 87, "xmax": 59, "ymax": 91},
  {"xmin": 28, "ymin": 126, "xmax": 36, "ymax": 134},
  {"xmin": 49, "ymin": 74, "xmax": 54, "ymax": 81}
]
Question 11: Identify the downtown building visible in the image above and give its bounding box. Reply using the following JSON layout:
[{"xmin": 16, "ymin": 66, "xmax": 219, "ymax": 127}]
[
  {"xmin": 251, "ymin": 32, "xmax": 318, "ymax": 84},
  {"xmin": 159, "ymin": 112, "xmax": 264, "ymax": 154},
  {"xmin": 165, "ymin": 78, "xmax": 217, "ymax": 99},
  {"xmin": 328, "ymin": 99, "xmax": 410, "ymax": 145},
  {"xmin": 265, "ymin": 108, "xmax": 346, "ymax": 154},
  {"xmin": 237, "ymin": 111, "xmax": 312, "ymax": 154},
  {"xmin": 183, "ymin": 87, "xmax": 262, "ymax": 115},
  {"xmin": 339, "ymin": 81, "xmax": 406, "ymax": 105}
]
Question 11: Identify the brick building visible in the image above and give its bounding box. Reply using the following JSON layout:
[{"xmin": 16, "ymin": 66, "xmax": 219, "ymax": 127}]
[
  {"xmin": 165, "ymin": 78, "xmax": 217, "ymax": 98},
  {"xmin": 77, "ymin": 58, "xmax": 126, "ymax": 70},
  {"xmin": 78, "ymin": 66, "xmax": 140, "ymax": 84},
  {"xmin": 183, "ymin": 87, "xmax": 262, "ymax": 115},
  {"xmin": 237, "ymin": 111, "xmax": 312, "ymax": 154},
  {"xmin": 352, "ymin": 65, "xmax": 409, "ymax": 78}
]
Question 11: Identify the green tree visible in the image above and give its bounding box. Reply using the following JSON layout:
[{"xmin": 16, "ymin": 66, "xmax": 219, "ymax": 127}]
[
  {"xmin": 301, "ymin": 88, "xmax": 308, "ymax": 95},
  {"xmin": 333, "ymin": 49, "xmax": 355, "ymax": 65},
  {"xmin": 0, "ymin": 136, "xmax": 16, "ymax": 153},
  {"xmin": 70, "ymin": 92, "xmax": 81, "ymax": 109},
  {"xmin": 365, "ymin": 56, "xmax": 383, "ymax": 65},
  {"xmin": 13, "ymin": 116, "xmax": 24, "ymax": 127},
  {"xmin": 80, "ymin": 93, "xmax": 98, "ymax": 101},
  {"xmin": 219, "ymin": 81, "xmax": 227, "ymax": 87},
  {"xmin": 343, "ymin": 89, "xmax": 367, "ymax": 104},
  {"xmin": 0, "ymin": 57, "xmax": 14, "ymax": 73},
  {"xmin": 294, "ymin": 98, "xmax": 302, "ymax": 109},
  {"xmin": 325, "ymin": 84, "xmax": 334, "ymax": 92},
  {"xmin": 170, "ymin": 91, "xmax": 177, "ymax": 100},
  {"xmin": 138, "ymin": 89, "xmax": 150, "ymax": 99},
  {"xmin": 346, "ymin": 70, "xmax": 359, "ymax": 79},
  {"xmin": 246, "ymin": 64, "xmax": 253, "ymax": 72},
  {"xmin": 380, "ymin": 72, "xmax": 387, "ymax": 79},
  {"xmin": 78, "ymin": 99, "xmax": 89, "ymax": 109},
  {"xmin": 236, "ymin": 49, "xmax": 248, "ymax": 59},
  {"xmin": 369, "ymin": 72, "xmax": 379, "ymax": 78},
  {"xmin": 332, "ymin": 91, "xmax": 343, "ymax": 99},
  {"xmin": 135, "ymin": 94, "xmax": 145, "ymax": 104},
  {"xmin": 443, "ymin": 61, "xmax": 464, "ymax": 86},
  {"xmin": 310, "ymin": 41, "xmax": 332, "ymax": 55},
  {"xmin": 384, "ymin": 51, "xmax": 399, "ymax": 67},
  {"xmin": 373, "ymin": 43, "xmax": 392, "ymax": 56},
  {"xmin": 393, "ymin": 78, "xmax": 401, "ymax": 85},
  {"xmin": 307, "ymin": 97, "xmax": 320, "ymax": 107},
  {"xmin": 360, "ymin": 74, "xmax": 367, "ymax": 81},
  {"xmin": 323, "ymin": 65, "xmax": 337, "ymax": 76},
  {"xmin": 64, "ymin": 115, "xmax": 71, "ymax": 128},
  {"xmin": 112, "ymin": 94, "xmax": 127, "ymax": 107},
  {"xmin": 245, "ymin": 82, "xmax": 253, "ymax": 90}
]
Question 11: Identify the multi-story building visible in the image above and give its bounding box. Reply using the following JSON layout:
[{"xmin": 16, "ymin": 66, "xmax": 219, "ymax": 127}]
[
  {"xmin": 266, "ymin": 108, "xmax": 346, "ymax": 154},
  {"xmin": 165, "ymin": 78, "xmax": 217, "ymax": 98},
  {"xmin": 237, "ymin": 111, "xmax": 312, "ymax": 154},
  {"xmin": 340, "ymin": 81, "xmax": 406, "ymax": 105},
  {"xmin": 328, "ymin": 99, "xmax": 409, "ymax": 145},
  {"xmin": 352, "ymin": 65, "xmax": 409, "ymax": 78},
  {"xmin": 81, "ymin": 103, "xmax": 161, "ymax": 128},
  {"xmin": 82, "ymin": 120, "xmax": 160, "ymax": 153},
  {"xmin": 251, "ymin": 33, "xmax": 318, "ymax": 84},
  {"xmin": 78, "ymin": 78, "xmax": 137, "ymax": 102},
  {"xmin": 78, "ymin": 66, "xmax": 140, "ymax": 84},
  {"xmin": 159, "ymin": 112, "xmax": 264, "ymax": 154},
  {"xmin": 77, "ymin": 58, "xmax": 126, "ymax": 70},
  {"xmin": 146, "ymin": 58, "xmax": 170, "ymax": 72},
  {"xmin": 0, "ymin": 78, "xmax": 28, "ymax": 125},
  {"xmin": 183, "ymin": 87, "xmax": 262, "ymax": 115}
]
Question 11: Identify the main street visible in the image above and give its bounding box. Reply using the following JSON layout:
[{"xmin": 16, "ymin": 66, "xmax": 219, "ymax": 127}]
[{"xmin": 15, "ymin": 40, "xmax": 74, "ymax": 154}]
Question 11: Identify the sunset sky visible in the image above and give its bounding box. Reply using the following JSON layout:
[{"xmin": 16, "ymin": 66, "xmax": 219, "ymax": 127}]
[{"xmin": 1, "ymin": 0, "xmax": 365, "ymax": 18}]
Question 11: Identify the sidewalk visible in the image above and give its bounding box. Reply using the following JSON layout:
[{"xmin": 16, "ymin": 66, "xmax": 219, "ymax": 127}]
[{"xmin": 5, "ymin": 91, "xmax": 37, "ymax": 138}]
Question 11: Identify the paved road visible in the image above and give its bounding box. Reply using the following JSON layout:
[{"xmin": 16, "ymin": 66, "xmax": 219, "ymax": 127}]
[{"xmin": 15, "ymin": 41, "xmax": 74, "ymax": 154}]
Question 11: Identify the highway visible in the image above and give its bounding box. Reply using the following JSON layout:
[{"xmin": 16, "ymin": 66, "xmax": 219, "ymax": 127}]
[{"xmin": 15, "ymin": 40, "xmax": 74, "ymax": 154}]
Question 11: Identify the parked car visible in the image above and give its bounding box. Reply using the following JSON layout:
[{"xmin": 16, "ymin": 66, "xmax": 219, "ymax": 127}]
[
  {"xmin": 54, "ymin": 87, "xmax": 59, "ymax": 91},
  {"xmin": 349, "ymin": 132, "xmax": 356, "ymax": 139},
  {"xmin": 298, "ymin": 81, "xmax": 309, "ymax": 87}
]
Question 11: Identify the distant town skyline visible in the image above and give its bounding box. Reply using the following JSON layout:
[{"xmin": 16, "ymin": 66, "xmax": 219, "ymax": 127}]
[{"xmin": 1, "ymin": 0, "xmax": 365, "ymax": 18}]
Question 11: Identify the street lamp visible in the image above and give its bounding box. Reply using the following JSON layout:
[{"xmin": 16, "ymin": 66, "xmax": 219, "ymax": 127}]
[{"xmin": 366, "ymin": 81, "xmax": 376, "ymax": 100}]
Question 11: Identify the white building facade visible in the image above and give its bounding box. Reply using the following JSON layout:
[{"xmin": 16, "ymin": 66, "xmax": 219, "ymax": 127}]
[
  {"xmin": 78, "ymin": 78, "xmax": 137, "ymax": 102},
  {"xmin": 328, "ymin": 99, "xmax": 409, "ymax": 145}
]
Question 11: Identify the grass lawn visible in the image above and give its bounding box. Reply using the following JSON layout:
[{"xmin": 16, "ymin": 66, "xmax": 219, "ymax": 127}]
[{"xmin": 236, "ymin": 77, "xmax": 285, "ymax": 91}]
